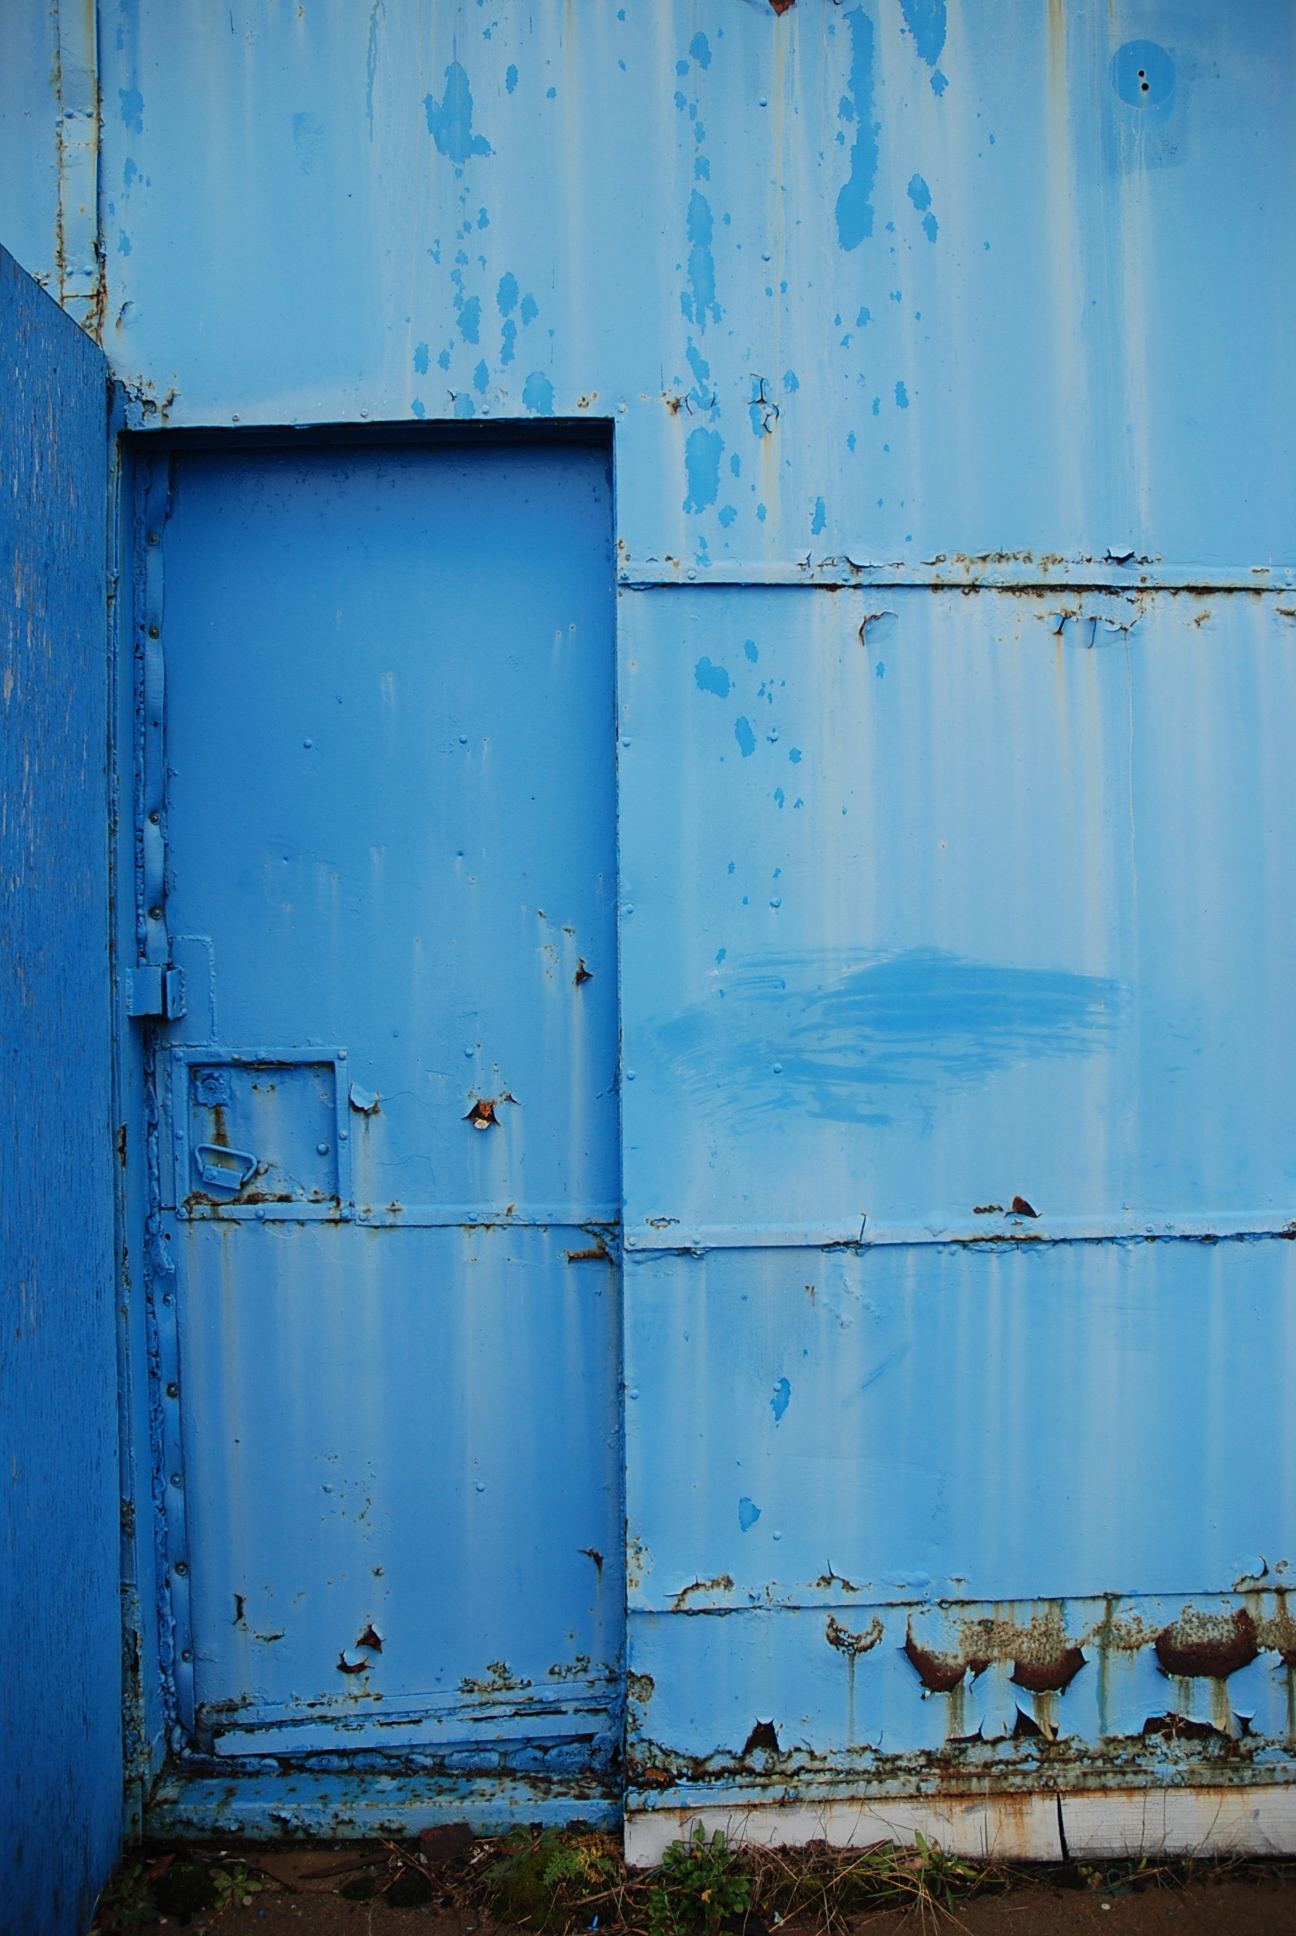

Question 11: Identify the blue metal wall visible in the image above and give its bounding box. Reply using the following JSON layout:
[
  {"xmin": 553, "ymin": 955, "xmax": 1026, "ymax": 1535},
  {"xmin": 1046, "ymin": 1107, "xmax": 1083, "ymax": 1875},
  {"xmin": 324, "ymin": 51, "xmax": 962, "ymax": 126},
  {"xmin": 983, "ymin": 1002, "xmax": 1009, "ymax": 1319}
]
[
  {"xmin": 4, "ymin": 0, "xmax": 1296, "ymax": 1858},
  {"xmin": 0, "ymin": 248, "xmax": 119, "ymax": 1933}
]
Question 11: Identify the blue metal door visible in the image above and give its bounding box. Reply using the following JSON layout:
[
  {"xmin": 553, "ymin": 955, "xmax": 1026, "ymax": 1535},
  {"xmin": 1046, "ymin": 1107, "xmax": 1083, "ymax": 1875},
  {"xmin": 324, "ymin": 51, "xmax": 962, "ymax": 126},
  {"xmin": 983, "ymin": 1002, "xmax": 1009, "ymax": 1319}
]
[{"xmin": 144, "ymin": 438, "xmax": 622, "ymax": 1802}]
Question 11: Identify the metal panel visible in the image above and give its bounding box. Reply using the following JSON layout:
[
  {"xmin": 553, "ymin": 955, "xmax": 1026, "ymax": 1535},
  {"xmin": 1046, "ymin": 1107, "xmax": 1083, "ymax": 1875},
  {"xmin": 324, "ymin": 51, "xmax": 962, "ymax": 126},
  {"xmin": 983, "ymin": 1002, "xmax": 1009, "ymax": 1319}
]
[
  {"xmin": 0, "ymin": 248, "xmax": 119, "ymax": 1933},
  {"xmin": 144, "ymin": 440, "xmax": 623, "ymax": 1808},
  {"xmin": 619, "ymin": 583, "xmax": 1296, "ymax": 1247},
  {"xmin": 4, "ymin": 2, "xmax": 1294, "ymax": 573}
]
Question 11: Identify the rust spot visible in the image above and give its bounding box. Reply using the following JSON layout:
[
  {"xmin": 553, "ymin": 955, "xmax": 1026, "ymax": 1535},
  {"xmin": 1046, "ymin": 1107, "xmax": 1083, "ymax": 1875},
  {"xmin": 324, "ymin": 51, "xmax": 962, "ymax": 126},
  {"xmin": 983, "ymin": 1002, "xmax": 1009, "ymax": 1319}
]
[
  {"xmin": 973, "ymin": 1203, "xmax": 1002, "ymax": 1215},
  {"xmin": 1141, "ymin": 1711, "xmax": 1225, "ymax": 1740},
  {"xmin": 826, "ymin": 1613, "xmax": 883, "ymax": 1657},
  {"xmin": 741, "ymin": 1720, "xmax": 780, "ymax": 1756},
  {"xmin": 466, "ymin": 1099, "xmax": 497, "ymax": 1129},
  {"xmin": 1010, "ymin": 1196, "xmax": 1039, "ymax": 1218},
  {"xmin": 574, "ymin": 958, "xmax": 593, "ymax": 985},
  {"xmin": 337, "ymin": 1651, "xmax": 371, "ymax": 1675},
  {"xmin": 1154, "ymin": 1607, "xmax": 1258, "ymax": 1679},
  {"xmin": 904, "ymin": 1634, "xmax": 968, "ymax": 1692},
  {"xmin": 580, "ymin": 1547, "xmax": 604, "ymax": 1573},
  {"xmin": 1011, "ymin": 1646, "xmax": 1086, "ymax": 1694},
  {"xmin": 356, "ymin": 1624, "xmax": 383, "ymax": 1653},
  {"xmin": 565, "ymin": 1243, "xmax": 610, "ymax": 1263},
  {"xmin": 418, "ymin": 1823, "xmax": 476, "ymax": 1865},
  {"xmin": 671, "ymin": 1574, "xmax": 734, "ymax": 1610},
  {"xmin": 770, "ymin": 0, "xmax": 795, "ymax": 12}
]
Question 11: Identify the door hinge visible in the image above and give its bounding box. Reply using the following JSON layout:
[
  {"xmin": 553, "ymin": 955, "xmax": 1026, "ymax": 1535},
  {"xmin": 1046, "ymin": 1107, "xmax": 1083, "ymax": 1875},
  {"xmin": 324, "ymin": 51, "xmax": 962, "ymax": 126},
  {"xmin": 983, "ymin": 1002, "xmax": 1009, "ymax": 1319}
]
[{"xmin": 129, "ymin": 963, "xmax": 186, "ymax": 1021}]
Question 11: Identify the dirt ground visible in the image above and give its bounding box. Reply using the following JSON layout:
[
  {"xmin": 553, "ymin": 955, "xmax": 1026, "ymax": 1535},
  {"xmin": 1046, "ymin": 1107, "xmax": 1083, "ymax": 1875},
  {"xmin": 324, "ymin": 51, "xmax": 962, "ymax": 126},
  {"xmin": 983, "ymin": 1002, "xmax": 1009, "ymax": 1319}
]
[{"xmin": 108, "ymin": 1845, "xmax": 1296, "ymax": 1936}]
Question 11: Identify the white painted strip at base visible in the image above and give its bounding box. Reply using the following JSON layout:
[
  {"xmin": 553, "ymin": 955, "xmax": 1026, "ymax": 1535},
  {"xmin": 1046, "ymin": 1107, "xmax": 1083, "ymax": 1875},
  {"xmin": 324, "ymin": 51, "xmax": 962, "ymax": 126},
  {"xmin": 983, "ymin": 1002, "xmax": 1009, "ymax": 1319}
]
[{"xmin": 624, "ymin": 1788, "xmax": 1296, "ymax": 1867}]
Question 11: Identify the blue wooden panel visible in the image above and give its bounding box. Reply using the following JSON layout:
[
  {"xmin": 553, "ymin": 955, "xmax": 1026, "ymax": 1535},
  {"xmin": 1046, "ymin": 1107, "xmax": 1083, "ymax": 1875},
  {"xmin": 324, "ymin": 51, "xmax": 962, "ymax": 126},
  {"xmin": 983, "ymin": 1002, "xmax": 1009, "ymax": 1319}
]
[
  {"xmin": 0, "ymin": 249, "xmax": 119, "ymax": 1931},
  {"xmin": 151, "ymin": 441, "xmax": 623, "ymax": 1786}
]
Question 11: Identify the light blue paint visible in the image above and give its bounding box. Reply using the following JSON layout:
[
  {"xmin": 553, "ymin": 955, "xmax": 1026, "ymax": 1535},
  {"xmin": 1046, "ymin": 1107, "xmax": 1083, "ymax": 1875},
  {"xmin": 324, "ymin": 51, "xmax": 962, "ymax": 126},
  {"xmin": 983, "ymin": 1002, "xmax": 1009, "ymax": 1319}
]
[
  {"xmin": 681, "ymin": 190, "xmax": 719, "ymax": 331},
  {"xmin": 497, "ymin": 271, "xmax": 519, "ymax": 314},
  {"xmin": 860, "ymin": 1342, "xmax": 911, "ymax": 1394},
  {"xmin": 835, "ymin": 10, "xmax": 878, "ymax": 251},
  {"xmin": 682, "ymin": 425, "xmax": 722, "ymax": 512},
  {"xmin": 423, "ymin": 62, "xmax": 492, "ymax": 162},
  {"xmin": 738, "ymin": 1497, "xmax": 761, "ymax": 1531},
  {"xmin": 522, "ymin": 369, "xmax": 555, "ymax": 415},
  {"xmin": 770, "ymin": 1377, "xmax": 791, "ymax": 1423},
  {"xmin": 694, "ymin": 657, "xmax": 730, "ymax": 698},
  {"xmin": 734, "ymin": 716, "xmax": 756, "ymax": 758},
  {"xmin": 898, "ymin": 0, "xmax": 947, "ymax": 68},
  {"xmin": 292, "ymin": 111, "xmax": 325, "ymax": 173},
  {"xmin": 689, "ymin": 32, "xmax": 711, "ymax": 69}
]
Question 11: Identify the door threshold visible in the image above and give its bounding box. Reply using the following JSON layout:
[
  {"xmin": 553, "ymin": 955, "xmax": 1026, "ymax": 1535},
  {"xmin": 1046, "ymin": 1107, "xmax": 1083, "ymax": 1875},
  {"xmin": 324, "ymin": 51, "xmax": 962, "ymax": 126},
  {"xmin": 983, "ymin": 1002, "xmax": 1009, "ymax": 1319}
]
[{"xmin": 147, "ymin": 1763, "xmax": 621, "ymax": 1840}]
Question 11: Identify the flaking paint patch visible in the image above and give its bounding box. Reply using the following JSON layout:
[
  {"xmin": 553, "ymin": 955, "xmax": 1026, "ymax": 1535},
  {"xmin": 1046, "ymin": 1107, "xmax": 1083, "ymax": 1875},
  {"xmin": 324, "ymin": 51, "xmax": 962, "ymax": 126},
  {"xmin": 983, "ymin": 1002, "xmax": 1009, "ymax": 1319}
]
[{"xmin": 835, "ymin": 11, "xmax": 878, "ymax": 251}]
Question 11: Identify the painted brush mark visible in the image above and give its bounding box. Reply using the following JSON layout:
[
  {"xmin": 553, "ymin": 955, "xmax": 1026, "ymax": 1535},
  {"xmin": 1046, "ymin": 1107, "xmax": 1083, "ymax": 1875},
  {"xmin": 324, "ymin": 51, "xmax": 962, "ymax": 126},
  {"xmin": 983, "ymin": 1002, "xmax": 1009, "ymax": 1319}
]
[
  {"xmin": 653, "ymin": 949, "xmax": 1123, "ymax": 1126},
  {"xmin": 836, "ymin": 11, "xmax": 879, "ymax": 251}
]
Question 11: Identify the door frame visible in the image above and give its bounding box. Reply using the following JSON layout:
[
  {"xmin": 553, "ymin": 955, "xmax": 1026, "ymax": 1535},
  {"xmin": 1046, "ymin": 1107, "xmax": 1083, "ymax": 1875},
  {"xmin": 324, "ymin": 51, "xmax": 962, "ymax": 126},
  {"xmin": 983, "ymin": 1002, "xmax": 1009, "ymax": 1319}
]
[{"xmin": 111, "ymin": 418, "xmax": 624, "ymax": 1839}]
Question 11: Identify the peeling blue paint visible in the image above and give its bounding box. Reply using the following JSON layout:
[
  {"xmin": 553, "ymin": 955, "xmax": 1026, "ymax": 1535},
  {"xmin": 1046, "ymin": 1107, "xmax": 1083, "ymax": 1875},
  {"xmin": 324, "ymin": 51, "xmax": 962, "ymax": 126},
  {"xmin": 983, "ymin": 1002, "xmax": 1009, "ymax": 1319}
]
[
  {"xmin": 899, "ymin": 0, "xmax": 948, "ymax": 69},
  {"xmin": 694, "ymin": 657, "xmax": 730, "ymax": 698},
  {"xmin": 738, "ymin": 1497, "xmax": 761, "ymax": 1531},
  {"xmin": 424, "ymin": 63, "xmax": 492, "ymax": 162},
  {"xmin": 835, "ymin": 10, "xmax": 878, "ymax": 251},
  {"xmin": 413, "ymin": 341, "xmax": 429, "ymax": 374},
  {"xmin": 458, "ymin": 296, "xmax": 482, "ymax": 343},
  {"xmin": 522, "ymin": 369, "xmax": 555, "ymax": 415},
  {"xmin": 734, "ymin": 716, "xmax": 756, "ymax": 758},
  {"xmin": 771, "ymin": 1377, "xmax": 791, "ymax": 1423},
  {"xmin": 681, "ymin": 190, "xmax": 720, "ymax": 330},
  {"xmin": 683, "ymin": 425, "xmax": 722, "ymax": 512},
  {"xmin": 497, "ymin": 271, "xmax": 519, "ymax": 315}
]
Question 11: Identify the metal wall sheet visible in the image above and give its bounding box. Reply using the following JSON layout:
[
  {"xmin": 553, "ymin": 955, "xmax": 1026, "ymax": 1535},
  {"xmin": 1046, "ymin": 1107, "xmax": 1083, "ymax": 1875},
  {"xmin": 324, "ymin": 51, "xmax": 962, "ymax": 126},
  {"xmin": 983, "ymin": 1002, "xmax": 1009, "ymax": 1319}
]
[
  {"xmin": 619, "ymin": 584, "xmax": 1296, "ymax": 1246},
  {"xmin": 624, "ymin": 1239, "xmax": 1296, "ymax": 1614},
  {"xmin": 5, "ymin": 3, "xmax": 1296, "ymax": 570},
  {"xmin": 4, "ymin": 0, "xmax": 1296, "ymax": 1844},
  {"xmin": 0, "ymin": 248, "xmax": 120, "ymax": 1933}
]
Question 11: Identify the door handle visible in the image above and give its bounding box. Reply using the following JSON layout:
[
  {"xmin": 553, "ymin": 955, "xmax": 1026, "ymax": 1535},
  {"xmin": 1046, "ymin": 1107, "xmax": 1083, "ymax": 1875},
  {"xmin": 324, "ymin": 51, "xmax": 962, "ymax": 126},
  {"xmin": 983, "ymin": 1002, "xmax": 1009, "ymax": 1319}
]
[{"xmin": 193, "ymin": 1144, "xmax": 257, "ymax": 1191}]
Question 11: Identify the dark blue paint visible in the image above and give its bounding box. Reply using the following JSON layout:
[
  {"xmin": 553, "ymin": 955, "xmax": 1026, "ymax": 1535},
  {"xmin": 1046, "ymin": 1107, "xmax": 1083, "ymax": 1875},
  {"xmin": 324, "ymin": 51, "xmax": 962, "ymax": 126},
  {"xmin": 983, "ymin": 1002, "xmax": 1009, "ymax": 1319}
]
[
  {"xmin": 1, "ymin": 247, "xmax": 120, "ymax": 1934},
  {"xmin": 695, "ymin": 657, "xmax": 730, "ymax": 698},
  {"xmin": 734, "ymin": 716, "xmax": 756, "ymax": 758},
  {"xmin": 770, "ymin": 1377, "xmax": 791, "ymax": 1422}
]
